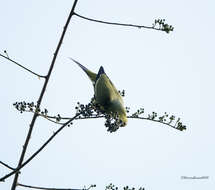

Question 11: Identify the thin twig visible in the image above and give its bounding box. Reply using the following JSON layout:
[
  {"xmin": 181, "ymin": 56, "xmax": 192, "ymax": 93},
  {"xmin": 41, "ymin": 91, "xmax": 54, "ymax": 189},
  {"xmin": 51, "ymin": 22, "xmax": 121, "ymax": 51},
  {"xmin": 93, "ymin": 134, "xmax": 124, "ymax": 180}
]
[
  {"xmin": 74, "ymin": 12, "xmax": 162, "ymax": 31},
  {"xmin": 0, "ymin": 161, "xmax": 16, "ymax": 171},
  {"xmin": 9, "ymin": 1, "xmax": 79, "ymax": 189},
  {"xmin": 41, "ymin": 115, "xmax": 65, "ymax": 125},
  {"xmin": 36, "ymin": 111, "xmax": 182, "ymax": 131},
  {"xmin": 0, "ymin": 53, "xmax": 46, "ymax": 79},
  {"xmin": 128, "ymin": 116, "xmax": 180, "ymax": 131},
  {"xmin": 29, "ymin": 111, "xmax": 65, "ymax": 125},
  {"xmin": 17, "ymin": 183, "xmax": 90, "ymax": 190},
  {"xmin": 38, "ymin": 111, "xmax": 182, "ymax": 131},
  {"xmin": 37, "ymin": 112, "xmax": 104, "ymax": 124},
  {"xmin": 18, "ymin": 106, "xmax": 183, "ymax": 131},
  {"xmin": 37, "ymin": 113, "xmax": 103, "ymax": 125},
  {"xmin": 0, "ymin": 113, "xmax": 80, "ymax": 182}
]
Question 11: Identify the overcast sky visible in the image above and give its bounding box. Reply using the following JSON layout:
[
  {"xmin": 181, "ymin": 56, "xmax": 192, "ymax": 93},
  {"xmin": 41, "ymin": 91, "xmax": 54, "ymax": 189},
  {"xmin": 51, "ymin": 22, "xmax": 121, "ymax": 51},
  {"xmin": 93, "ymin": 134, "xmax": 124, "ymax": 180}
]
[{"xmin": 0, "ymin": 0, "xmax": 214, "ymax": 190}]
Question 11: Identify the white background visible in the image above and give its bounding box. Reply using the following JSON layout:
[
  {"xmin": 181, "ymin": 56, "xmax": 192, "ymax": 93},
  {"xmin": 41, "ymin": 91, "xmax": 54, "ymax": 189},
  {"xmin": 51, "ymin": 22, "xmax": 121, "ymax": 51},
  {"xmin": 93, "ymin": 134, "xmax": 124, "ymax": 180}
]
[{"xmin": 0, "ymin": 0, "xmax": 214, "ymax": 189}]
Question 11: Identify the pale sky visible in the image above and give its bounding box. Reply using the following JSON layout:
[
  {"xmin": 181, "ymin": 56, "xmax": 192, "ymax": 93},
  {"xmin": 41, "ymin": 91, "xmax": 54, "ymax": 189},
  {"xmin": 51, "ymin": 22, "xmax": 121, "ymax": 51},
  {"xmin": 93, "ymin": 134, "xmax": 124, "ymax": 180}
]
[{"xmin": 0, "ymin": 0, "xmax": 214, "ymax": 190}]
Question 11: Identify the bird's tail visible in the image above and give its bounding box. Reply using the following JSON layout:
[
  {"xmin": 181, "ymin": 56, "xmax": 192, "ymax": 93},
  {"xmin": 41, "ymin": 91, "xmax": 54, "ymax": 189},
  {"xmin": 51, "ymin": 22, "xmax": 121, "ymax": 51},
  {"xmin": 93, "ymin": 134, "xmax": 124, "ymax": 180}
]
[{"xmin": 69, "ymin": 57, "xmax": 97, "ymax": 84}]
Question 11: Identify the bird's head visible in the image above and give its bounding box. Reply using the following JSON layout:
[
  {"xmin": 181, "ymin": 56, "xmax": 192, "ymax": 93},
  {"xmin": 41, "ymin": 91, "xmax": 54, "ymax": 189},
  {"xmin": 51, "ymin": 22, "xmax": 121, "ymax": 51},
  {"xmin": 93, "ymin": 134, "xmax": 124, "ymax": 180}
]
[
  {"xmin": 118, "ymin": 112, "xmax": 128, "ymax": 127},
  {"xmin": 110, "ymin": 99, "xmax": 128, "ymax": 127}
]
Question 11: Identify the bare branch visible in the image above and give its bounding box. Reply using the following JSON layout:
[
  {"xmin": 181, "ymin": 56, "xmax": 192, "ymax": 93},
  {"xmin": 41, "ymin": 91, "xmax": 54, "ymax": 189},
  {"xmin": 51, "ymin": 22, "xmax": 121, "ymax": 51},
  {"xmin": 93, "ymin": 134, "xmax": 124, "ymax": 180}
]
[
  {"xmin": 13, "ymin": 101, "xmax": 186, "ymax": 131},
  {"xmin": 0, "ymin": 113, "xmax": 80, "ymax": 182},
  {"xmin": 32, "ymin": 111, "xmax": 186, "ymax": 131},
  {"xmin": 40, "ymin": 114, "xmax": 185, "ymax": 131},
  {"xmin": 37, "ymin": 112, "xmax": 103, "ymax": 125},
  {"xmin": 86, "ymin": 185, "xmax": 96, "ymax": 190},
  {"xmin": 28, "ymin": 111, "xmax": 66, "ymax": 125},
  {"xmin": 128, "ymin": 116, "xmax": 182, "ymax": 131},
  {"xmin": 17, "ymin": 183, "xmax": 95, "ymax": 190},
  {"xmin": 29, "ymin": 110, "xmax": 103, "ymax": 125},
  {"xmin": 9, "ymin": 1, "xmax": 80, "ymax": 189},
  {"xmin": 73, "ymin": 12, "xmax": 173, "ymax": 33},
  {"xmin": 0, "ymin": 161, "xmax": 16, "ymax": 171},
  {"xmin": 0, "ymin": 52, "xmax": 46, "ymax": 79}
]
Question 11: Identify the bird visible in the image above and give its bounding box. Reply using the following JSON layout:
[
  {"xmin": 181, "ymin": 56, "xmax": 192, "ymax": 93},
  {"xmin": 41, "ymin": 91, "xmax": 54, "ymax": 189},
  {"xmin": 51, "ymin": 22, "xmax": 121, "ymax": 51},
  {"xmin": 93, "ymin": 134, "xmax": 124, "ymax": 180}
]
[{"xmin": 70, "ymin": 58, "xmax": 127, "ymax": 127}]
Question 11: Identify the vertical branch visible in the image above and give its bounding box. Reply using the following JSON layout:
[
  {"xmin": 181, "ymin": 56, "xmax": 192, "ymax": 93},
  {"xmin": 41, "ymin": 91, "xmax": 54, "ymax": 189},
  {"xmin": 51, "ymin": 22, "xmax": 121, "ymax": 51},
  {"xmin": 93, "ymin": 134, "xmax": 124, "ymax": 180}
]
[{"xmin": 10, "ymin": 0, "xmax": 79, "ymax": 190}]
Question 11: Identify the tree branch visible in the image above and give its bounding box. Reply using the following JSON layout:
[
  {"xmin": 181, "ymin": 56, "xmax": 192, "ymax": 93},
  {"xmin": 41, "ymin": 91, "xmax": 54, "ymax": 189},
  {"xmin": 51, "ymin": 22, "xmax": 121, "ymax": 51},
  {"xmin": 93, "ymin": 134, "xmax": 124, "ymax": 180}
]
[
  {"xmin": 0, "ymin": 52, "xmax": 46, "ymax": 79},
  {"xmin": 10, "ymin": 1, "xmax": 79, "ymax": 189},
  {"xmin": 73, "ymin": 12, "xmax": 173, "ymax": 33},
  {"xmin": 17, "ymin": 183, "xmax": 95, "ymax": 190},
  {"xmin": 38, "ymin": 114, "xmax": 185, "ymax": 131},
  {"xmin": 128, "ymin": 116, "xmax": 181, "ymax": 131},
  {"xmin": 12, "ymin": 101, "xmax": 186, "ymax": 131},
  {"xmin": 0, "ymin": 113, "xmax": 80, "ymax": 182},
  {"xmin": 0, "ymin": 161, "xmax": 16, "ymax": 171}
]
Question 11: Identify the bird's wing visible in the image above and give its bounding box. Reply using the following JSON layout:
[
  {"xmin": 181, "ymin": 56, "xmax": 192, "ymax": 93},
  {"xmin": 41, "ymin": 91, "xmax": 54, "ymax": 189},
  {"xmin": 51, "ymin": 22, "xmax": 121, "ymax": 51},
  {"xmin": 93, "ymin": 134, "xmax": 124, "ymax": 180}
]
[{"xmin": 95, "ymin": 67, "xmax": 119, "ymax": 99}]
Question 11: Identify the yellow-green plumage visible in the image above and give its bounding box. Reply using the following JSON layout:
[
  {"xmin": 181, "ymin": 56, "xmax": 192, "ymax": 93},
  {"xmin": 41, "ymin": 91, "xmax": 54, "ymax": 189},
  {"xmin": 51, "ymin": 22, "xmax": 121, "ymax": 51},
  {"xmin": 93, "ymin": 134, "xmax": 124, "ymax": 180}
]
[{"xmin": 70, "ymin": 58, "xmax": 127, "ymax": 126}]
